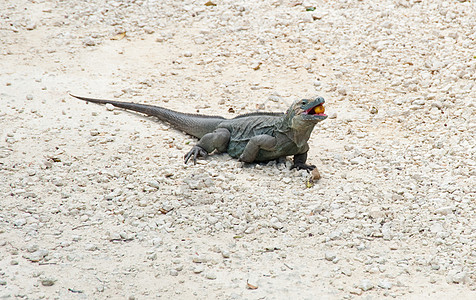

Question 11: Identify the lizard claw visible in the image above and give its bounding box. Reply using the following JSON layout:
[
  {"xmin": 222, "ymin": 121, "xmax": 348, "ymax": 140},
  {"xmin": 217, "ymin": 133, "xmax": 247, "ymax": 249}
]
[
  {"xmin": 291, "ymin": 163, "xmax": 316, "ymax": 172},
  {"xmin": 184, "ymin": 145, "xmax": 208, "ymax": 164}
]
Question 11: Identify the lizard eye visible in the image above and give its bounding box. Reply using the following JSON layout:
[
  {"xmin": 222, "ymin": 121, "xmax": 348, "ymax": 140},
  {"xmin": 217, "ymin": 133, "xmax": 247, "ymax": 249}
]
[{"xmin": 301, "ymin": 100, "xmax": 307, "ymax": 105}]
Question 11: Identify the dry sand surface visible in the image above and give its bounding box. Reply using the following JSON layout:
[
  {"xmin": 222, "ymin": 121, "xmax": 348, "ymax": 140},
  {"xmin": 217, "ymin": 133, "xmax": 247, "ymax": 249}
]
[{"xmin": 1, "ymin": 0, "xmax": 475, "ymax": 299}]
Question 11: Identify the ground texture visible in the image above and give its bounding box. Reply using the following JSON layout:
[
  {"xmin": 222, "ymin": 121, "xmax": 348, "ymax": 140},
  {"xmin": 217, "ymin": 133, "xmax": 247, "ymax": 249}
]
[{"xmin": 1, "ymin": 0, "xmax": 475, "ymax": 299}]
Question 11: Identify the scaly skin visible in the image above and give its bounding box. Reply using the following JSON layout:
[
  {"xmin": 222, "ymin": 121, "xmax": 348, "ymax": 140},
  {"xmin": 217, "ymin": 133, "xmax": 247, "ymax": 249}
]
[{"xmin": 70, "ymin": 94, "xmax": 328, "ymax": 170}]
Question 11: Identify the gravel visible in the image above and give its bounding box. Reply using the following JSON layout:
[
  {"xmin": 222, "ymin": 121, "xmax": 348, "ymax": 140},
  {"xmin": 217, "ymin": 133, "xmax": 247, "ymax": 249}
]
[{"xmin": 0, "ymin": 0, "xmax": 475, "ymax": 299}]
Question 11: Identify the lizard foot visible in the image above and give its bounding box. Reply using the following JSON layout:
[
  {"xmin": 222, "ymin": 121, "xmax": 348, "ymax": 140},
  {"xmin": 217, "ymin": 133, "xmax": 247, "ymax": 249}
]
[
  {"xmin": 291, "ymin": 163, "xmax": 316, "ymax": 172},
  {"xmin": 237, "ymin": 156, "xmax": 251, "ymax": 163},
  {"xmin": 184, "ymin": 145, "xmax": 208, "ymax": 164}
]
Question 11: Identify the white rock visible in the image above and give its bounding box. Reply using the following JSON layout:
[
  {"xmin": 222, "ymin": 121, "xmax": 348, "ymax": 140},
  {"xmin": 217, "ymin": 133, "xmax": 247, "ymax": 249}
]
[
  {"xmin": 447, "ymin": 270, "xmax": 468, "ymax": 284},
  {"xmin": 430, "ymin": 223, "xmax": 444, "ymax": 234},
  {"xmin": 40, "ymin": 278, "xmax": 56, "ymax": 286},
  {"xmin": 193, "ymin": 265, "xmax": 204, "ymax": 274},
  {"xmin": 369, "ymin": 207, "xmax": 385, "ymax": 219},
  {"xmin": 359, "ymin": 279, "xmax": 374, "ymax": 291},
  {"xmin": 192, "ymin": 256, "xmax": 207, "ymax": 263},
  {"xmin": 152, "ymin": 237, "xmax": 163, "ymax": 247},
  {"xmin": 14, "ymin": 219, "xmax": 27, "ymax": 227},
  {"xmin": 350, "ymin": 157, "xmax": 366, "ymax": 165},
  {"xmin": 83, "ymin": 37, "xmax": 96, "ymax": 46},
  {"xmin": 26, "ymin": 21, "xmax": 37, "ymax": 30},
  {"xmin": 148, "ymin": 180, "xmax": 160, "ymax": 189},
  {"xmin": 221, "ymin": 250, "xmax": 230, "ymax": 258},
  {"xmin": 325, "ymin": 251, "xmax": 336, "ymax": 261},
  {"xmin": 28, "ymin": 249, "xmax": 49, "ymax": 262},
  {"xmin": 378, "ymin": 280, "xmax": 393, "ymax": 290},
  {"xmin": 85, "ymin": 244, "xmax": 98, "ymax": 251},
  {"xmin": 270, "ymin": 221, "xmax": 282, "ymax": 230},
  {"xmin": 435, "ymin": 206, "xmax": 454, "ymax": 215},
  {"xmin": 205, "ymin": 272, "xmax": 217, "ymax": 280}
]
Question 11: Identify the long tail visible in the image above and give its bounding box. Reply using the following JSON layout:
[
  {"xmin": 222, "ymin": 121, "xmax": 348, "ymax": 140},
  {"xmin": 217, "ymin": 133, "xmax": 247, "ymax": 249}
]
[{"xmin": 70, "ymin": 94, "xmax": 225, "ymax": 138}]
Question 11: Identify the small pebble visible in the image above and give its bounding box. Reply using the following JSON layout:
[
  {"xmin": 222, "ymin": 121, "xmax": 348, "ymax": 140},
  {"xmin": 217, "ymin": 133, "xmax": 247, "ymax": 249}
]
[
  {"xmin": 83, "ymin": 37, "xmax": 96, "ymax": 46},
  {"xmin": 27, "ymin": 244, "xmax": 39, "ymax": 253},
  {"xmin": 174, "ymin": 264, "xmax": 183, "ymax": 271},
  {"xmin": 14, "ymin": 219, "xmax": 27, "ymax": 227},
  {"xmin": 148, "ymin": 180, "xmax": 160, "ymax": 189},
  {"xmin": 85, "ymin": 244, "xmax": 98, "ymax": 251},
  {"xmin": 359, "ymin": 279, "xmax": 374, "ymax": 291},
  {"xmin": 271, "ymin": 221, "xmax": 284, "ymax": 230},
  {"xmin": 192, "ymin": 256, "xmax": 207, "ymax": 263},
  {"xmin": 193, "ymin": 265, "xmax": 205, "ymax": 274},
  {"xmin": 28, "ymin": 249, "xmax": 49, "ymax": 262},
  {"xmin": 221, "ymin": 250, "xmax": 230, "ymax": 258},
  {"xmin": 205, "ymin": 272, "xmax": 217, "ymax": 280},
  {"xmin": 378, "ymin": 280, "xmax": 393, "ymax": 290},
  {"xmin": 435, "ymin": 206, "xmax": 453, "ymax": 216},
  {"xmin": 40, "ymin": 278, "xmax": 56, "ymax": 286},
  {"xmin": 310, "ymin": 168, "xmax": 321, "ymax": 181},
  {"xmin": 26, "ymin": 22, "xmax": 37, "ymax": 30},
  {"xmin": 152, "ymin": 237, "xmax": 163, "ymax": 247},
  {"xmin": 246, "ymin": 278, "xmax": 259, "ymax": 290},
  {"xmin": 144, "ymin": 27, "xmax": 155, "ymax": 34},
  {"xmin": 448, "ymin": 270, "xmax": 468, "ymax": 284},
  {"xmin": 349, "ymin": 287, "xmax": 362, "ymax": 295},
  {"xmin": 325, "ymin": 251, "xmax": 336, "ymax": 261}
]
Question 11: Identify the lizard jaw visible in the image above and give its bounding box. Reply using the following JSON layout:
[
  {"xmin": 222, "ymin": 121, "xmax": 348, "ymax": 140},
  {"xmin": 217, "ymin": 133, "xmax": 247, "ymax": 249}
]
[
  {"xmin": 305, "ymin": 103, "xmax": 326, "ymax": 116},
  {"xmin": 302, "ymin": 103, "xmax": 327, "ymax": 121}
]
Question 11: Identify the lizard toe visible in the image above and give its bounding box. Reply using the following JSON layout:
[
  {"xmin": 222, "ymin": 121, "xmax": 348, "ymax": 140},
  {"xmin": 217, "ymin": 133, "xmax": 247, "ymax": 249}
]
[
  {"xmin": 291, "ymin": 163, "xmax": 316, "ymax": 172},
  {"xmin": 184, "ymin": 145, "xmax": 208, "ymax": 164}
]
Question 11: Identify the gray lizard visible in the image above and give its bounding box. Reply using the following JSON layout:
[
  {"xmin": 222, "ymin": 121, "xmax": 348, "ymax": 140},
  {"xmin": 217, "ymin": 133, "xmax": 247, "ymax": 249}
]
[{"xmin": 70, "ymin": 94, "xmax": 328, "ymax": 170}]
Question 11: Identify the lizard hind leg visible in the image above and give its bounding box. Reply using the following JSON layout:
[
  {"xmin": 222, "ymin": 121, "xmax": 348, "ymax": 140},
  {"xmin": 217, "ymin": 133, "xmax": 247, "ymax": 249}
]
[
  {"xmin": 238, "ymin": 134, "xmax": 277, "ymax": 163},
  {"xmin": 184, "ymin": 128, "xmax": 231, "ymax": 164}
]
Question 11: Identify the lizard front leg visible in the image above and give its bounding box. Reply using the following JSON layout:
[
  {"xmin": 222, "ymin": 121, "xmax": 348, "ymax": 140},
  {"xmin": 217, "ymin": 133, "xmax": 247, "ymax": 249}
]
[
  {"xmin": 291, "ymin": 151, "xmax": 316, "ymax": 171},
  {"xmin": 239, "ymin": 134, "xmax": 277, "ymax": 163},
  {"xmin": 184, "ymin": 128, "xmax": 231, "ymax": 164}
]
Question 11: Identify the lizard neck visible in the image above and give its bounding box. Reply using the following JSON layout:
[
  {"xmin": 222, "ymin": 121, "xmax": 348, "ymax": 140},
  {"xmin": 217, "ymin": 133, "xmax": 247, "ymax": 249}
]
[
  {"xmin": 278, "ymin": 114, "xmax": 316, "ymax": 148},
  {"xmin": 285, "ymin": 125, "xmax": 316, "ymax": 148}
]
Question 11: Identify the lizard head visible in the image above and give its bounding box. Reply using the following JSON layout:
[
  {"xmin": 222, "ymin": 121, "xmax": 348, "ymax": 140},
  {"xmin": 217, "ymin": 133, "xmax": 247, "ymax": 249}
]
[
  {"xmin": 288, "ymin": 96, "xmax": 328, "ymax": 125},
  {"xmin": 280, "ymin": 96, "xmax": 328, "ymax": 146}
]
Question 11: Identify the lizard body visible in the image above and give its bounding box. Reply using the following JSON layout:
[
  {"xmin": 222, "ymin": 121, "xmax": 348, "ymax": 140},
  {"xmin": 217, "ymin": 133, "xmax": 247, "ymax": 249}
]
[{"xmin": 70, "ymin": 94, "xmax": 328, "ymax": 170}]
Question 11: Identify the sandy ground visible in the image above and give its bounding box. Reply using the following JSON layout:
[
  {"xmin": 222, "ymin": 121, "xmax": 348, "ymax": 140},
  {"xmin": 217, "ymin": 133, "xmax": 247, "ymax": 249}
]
[{"xmin": 1, "ymin": 0, "xmax": 475, "ymax": 299}]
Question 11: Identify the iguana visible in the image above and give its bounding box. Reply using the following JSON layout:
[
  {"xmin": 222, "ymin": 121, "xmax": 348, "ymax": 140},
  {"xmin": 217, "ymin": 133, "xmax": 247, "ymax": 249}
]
[{"xmin": 70, "ymin": 94, "xmax": 328, "ymax": 170}]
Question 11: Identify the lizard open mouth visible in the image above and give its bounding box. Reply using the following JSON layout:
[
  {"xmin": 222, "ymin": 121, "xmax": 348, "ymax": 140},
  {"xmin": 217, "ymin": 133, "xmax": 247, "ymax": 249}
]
[
  {"xmin": 305, "ymin": 103, "xmax": 326, "ymax": 117},
  {"xmin": 299, "ymin": 97, "xmax": 328, "ymax": 121}
]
